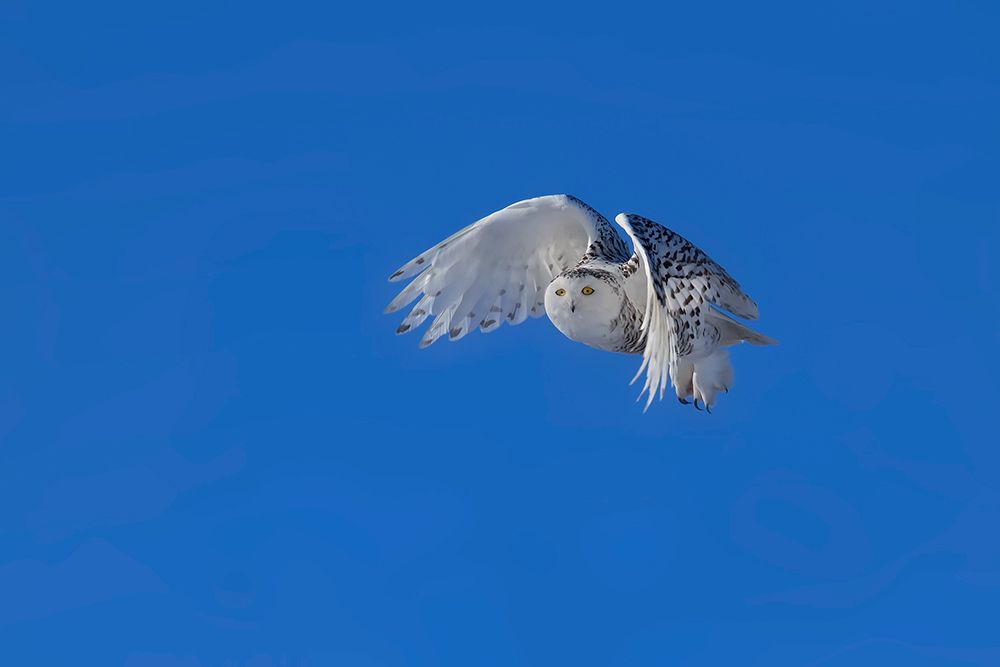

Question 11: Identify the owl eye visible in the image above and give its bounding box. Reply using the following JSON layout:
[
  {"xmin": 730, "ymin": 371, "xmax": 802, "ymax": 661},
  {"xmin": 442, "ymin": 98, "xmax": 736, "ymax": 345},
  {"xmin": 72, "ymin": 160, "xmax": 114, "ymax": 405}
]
[
  {"xmin": 581, "ymin": 286, "xmax": 595, "ymax": 295},
  {"xmin": 554, "ymin": 288, "xmax": 566, "ymax": 297}
]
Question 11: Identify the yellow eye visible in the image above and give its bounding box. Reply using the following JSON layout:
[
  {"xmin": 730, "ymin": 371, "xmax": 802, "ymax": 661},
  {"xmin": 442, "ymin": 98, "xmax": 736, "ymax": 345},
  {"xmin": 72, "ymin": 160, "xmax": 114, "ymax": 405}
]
[
  {"xmin": 581, "ymin": 286, "xmax": 595, "ymax": 295},
  {"xmin": 554, "ymin": 288, "xmax": 566, "ymax": 296}
]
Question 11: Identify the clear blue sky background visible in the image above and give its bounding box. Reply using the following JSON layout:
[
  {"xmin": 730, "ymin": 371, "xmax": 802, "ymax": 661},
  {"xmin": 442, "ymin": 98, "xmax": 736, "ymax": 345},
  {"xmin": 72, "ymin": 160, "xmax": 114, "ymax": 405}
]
[{"xmin": 2, "ymin": 2, "xmax": 998, "ymax": 665}]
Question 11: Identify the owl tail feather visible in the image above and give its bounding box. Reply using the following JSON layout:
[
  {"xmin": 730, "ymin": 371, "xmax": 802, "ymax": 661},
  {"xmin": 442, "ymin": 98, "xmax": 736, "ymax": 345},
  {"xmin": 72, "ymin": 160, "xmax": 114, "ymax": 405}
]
[{"xmin": 707, "ymin": 311, "xmax": 777, "ymax": 347}]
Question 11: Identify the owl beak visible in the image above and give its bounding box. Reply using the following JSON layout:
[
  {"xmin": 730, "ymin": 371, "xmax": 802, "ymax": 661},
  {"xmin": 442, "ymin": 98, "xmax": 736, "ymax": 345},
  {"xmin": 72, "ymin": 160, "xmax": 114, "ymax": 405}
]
[{"xmin": 570, "ymin": 301, "xmax": 576, "ymax": 313}]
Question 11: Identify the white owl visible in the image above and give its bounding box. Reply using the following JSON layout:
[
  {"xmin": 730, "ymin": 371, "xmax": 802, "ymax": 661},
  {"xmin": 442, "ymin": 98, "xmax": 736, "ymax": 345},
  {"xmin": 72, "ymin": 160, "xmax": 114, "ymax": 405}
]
[{"xmin": 385, "ymin": 195, "xmax": 774, "ymax": 411}]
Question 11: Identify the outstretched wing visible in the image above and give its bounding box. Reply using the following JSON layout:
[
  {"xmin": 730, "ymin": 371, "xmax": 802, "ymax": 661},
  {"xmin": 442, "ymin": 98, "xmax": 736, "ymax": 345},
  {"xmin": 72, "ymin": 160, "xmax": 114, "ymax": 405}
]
[
  {"xmin": 386, "ymin": 195, "xmax": 630, "ymax": 348},
  {"xmin": 614, "ymin": 212, "xmax": 760, "ymax": 410}
]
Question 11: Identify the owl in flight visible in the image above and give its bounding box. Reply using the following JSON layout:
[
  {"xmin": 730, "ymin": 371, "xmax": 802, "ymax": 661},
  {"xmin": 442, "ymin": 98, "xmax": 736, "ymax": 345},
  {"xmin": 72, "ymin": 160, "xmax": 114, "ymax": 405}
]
[{"xmin": 385, "ymin": 195, "xmax": 774, "ymax": 411}]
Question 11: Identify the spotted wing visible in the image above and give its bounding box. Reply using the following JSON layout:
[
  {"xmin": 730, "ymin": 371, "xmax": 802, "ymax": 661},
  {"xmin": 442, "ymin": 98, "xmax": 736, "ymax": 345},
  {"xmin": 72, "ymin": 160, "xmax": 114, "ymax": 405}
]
[
  {"xmin": 386, "ymin": 195, "xmax": 630, "ymax": 347},
  {"xmin": 615, "ymin": 213, "xmax": 760, "ymax": 410}
]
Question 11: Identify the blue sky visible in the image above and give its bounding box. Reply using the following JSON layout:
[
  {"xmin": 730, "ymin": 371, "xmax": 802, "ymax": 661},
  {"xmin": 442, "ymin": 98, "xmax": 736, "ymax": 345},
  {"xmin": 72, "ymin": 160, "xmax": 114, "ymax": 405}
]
[{"xmin": 1, "ymin": 1, "xmax": 998, "ymax": 665}]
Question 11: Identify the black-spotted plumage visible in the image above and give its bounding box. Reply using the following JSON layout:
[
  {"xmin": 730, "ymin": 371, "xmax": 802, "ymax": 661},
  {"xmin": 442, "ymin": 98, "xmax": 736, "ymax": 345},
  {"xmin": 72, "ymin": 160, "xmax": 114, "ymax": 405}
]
[{"xmin": 385, "ymin": 195, "xmax": 775, "ymax": 411}]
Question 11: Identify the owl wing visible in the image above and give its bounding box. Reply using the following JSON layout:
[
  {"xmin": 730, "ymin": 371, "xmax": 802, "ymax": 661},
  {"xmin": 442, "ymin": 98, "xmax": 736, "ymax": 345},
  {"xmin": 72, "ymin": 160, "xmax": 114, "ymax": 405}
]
[
  {"xmin": 614, "ymin": 213, "xmax": 760, "ymax": 410},
  {"xmin": 386, "ymin": 195, "xmax": 631, "ymax": 347}
]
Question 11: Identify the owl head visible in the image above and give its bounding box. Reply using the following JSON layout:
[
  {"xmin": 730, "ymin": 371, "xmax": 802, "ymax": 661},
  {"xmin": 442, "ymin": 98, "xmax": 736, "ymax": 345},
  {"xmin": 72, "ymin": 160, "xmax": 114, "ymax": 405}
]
[{"xmin": 544, "ymin": 269, "xmax": 623, "ymax": 343}]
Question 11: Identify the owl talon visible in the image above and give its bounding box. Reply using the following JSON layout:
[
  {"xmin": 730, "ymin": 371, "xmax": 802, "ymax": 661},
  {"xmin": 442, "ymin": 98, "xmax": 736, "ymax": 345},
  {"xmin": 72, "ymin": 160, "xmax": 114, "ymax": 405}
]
[
  {"xmin": 678, "ymin": 397, "xmax": 690, "ymax": 405},
  {"xmin": 706, "ymin": 404, "xmax": 712, "ymax": 414},
  {"xmin": 694, "ymin": 398, "xmax": 703, "ymax": 411}
]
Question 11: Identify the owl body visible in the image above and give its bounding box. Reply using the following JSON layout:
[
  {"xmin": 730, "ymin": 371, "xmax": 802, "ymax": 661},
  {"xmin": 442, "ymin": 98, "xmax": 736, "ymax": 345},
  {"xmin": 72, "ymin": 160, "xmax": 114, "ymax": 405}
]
[{"xmin": 385, "ymin": 194, "xmax": 775, "ymax": 411}]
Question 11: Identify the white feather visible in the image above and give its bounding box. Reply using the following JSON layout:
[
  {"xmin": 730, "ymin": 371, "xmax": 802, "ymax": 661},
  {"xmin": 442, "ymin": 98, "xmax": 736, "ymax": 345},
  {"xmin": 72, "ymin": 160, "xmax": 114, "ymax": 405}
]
[
  {"xmin": 614, "ymin": 212, "xmax": 771, "ymax": 409},
  {"xmin": 387, "ymin": 195, "xmax": 613, "ymax": 346}
]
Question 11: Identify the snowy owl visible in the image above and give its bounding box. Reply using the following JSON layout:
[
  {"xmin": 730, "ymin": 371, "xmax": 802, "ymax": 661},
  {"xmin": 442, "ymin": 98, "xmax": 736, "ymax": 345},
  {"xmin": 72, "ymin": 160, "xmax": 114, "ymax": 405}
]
[{"xmin": 385, "ymin": 195, "xmax": 774, "ymax": 411}]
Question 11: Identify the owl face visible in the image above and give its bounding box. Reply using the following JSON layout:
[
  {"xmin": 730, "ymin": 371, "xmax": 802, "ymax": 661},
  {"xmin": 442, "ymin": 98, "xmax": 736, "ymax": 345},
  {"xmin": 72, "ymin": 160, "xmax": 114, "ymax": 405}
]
[{"xmin": 544, "ymin": 271, "xmax": 622, "ymax": 348}]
